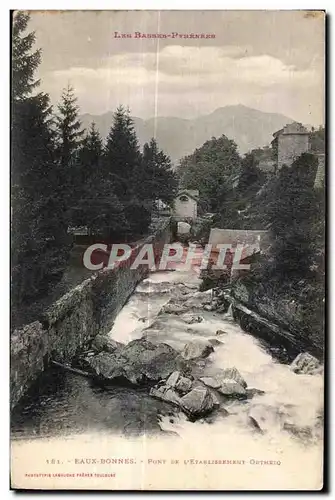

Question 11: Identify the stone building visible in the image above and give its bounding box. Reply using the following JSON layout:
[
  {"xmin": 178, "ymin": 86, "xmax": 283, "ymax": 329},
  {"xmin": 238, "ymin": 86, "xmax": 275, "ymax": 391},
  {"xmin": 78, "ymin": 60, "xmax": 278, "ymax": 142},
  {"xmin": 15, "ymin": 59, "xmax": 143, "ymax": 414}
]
[
  {"xmin": 271, "ymin": 122, "xmax": 310, "ymax": 171},
  {"xmin": 173, "ymin": 189, "xmax": 199, "ymax": 220}
]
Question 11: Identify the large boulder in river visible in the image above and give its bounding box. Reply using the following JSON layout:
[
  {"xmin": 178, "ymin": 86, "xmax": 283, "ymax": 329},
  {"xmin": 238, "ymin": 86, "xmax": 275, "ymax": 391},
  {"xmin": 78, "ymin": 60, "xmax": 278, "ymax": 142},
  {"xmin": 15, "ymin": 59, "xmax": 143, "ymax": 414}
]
[
  {"xmin": 88, "ymin": 338, "xmax": 185, "ymax": 385},
  {"xmin": 199, "ymin": 376, "xmax": 221, "ymax": 389},
  {"xmin": 166, "ymin": 371, "xmax": 193, "ymax": 395},
  {"xmin": 91, "ymin": 335, "xmax": 123, "ymax": 354},
  {"xmin": 218, "ymin": 379, "xmax": 247, "ymax": 399},
  {"xmin": 181, "ymin": 313, "xmax": 203, "ymax": 324},
  {"xmin": 208, "ymin": 338, "xmax": 224, "ymax": 347},
  {"xmin": 218, "ymin": 367, "xmax": 247, "ymax": 388},
  {"xmin": 180, "ymin": 387, "xmax": 215, "ymax": 419},
  {"xmin": 181, "ymin": 340, "xmax": 214, "ymax": 361},
  {"xmin": 161, "ymin": 301, "xmax": 189, "ymax": 315},
  {"xmin": 290, "ymin": 352, "xmax": 321, "ymax": 375},
  {"xmin": 246, "ymin": 388, "xmax": 265, "ymax": 399},
  {"xmin": 150, "ymin": 383, "xmax": 217, "ymax": 420},
  {"xmin": 149, "ymin": 385, "xmax": 181, "ymax": 407},
  {"xmin": 200, "ymin": 367, "xmax": 248, "ymax": 399}
]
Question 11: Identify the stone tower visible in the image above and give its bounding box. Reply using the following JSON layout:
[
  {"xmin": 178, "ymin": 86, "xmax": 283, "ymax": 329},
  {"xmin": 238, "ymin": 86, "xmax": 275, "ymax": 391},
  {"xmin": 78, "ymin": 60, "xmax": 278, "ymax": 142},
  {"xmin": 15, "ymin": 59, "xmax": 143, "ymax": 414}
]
[{"xmin": 272, "ymin": 122, "xmax": 310, "ymax": 171}]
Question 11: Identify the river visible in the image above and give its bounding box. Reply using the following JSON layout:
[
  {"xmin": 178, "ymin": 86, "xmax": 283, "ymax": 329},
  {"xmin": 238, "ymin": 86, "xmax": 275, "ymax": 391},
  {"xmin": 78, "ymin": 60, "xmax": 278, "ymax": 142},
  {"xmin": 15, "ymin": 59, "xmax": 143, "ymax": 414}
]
[{"xmin": 11, "ymin": 254, "xmax": 324, "ymax": 490}]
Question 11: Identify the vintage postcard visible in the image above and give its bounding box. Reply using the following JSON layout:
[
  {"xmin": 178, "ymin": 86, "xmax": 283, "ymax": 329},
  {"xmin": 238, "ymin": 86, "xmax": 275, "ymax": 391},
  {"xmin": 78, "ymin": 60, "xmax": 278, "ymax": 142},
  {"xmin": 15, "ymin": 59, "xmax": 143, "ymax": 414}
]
[{"xmin": 10, "ymin": 10, "xmax": 325, "ymax": 490}]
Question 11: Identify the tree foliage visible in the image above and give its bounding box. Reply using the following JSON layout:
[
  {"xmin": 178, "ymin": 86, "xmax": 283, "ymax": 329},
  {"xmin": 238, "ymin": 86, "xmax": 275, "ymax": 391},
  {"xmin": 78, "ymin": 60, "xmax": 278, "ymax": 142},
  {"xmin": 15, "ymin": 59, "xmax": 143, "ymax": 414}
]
[
  {"xmin": 73, "ymin": 122, "xmax": 128, "ymax": 238},
  {"xmin": 11, "ymin": 12, "xmax": 72, "ymax": 323},
  {"xmin": 55, "ymin": 85, "xmax": 85, "ymax": 227},
  {"xmin": 138, "ymin": 138, "xmax": 178, "ymax": 206},
  {"xmin": 309, "ymin": 126, "xmax": 325, "ymax": 154},
  {"xmin": 10, "ymin": 13, "xmax": 194, "ymax": 327},
  {"xmin": 264, "ymin": 154, "xmax": 319, "ymax": 278},
  {"xmin": 56, "ymin": 85, "xmax": 84, "ymax": 168},
  {"xmin": 178, "ymin": 135, "xmax": 241, "ymax": 211},
  {"xmin": 103, "ymin": 106, "xmax": 141, "ymax": 199},
  {"xmin": 12, "ymin": 11, "xmax": 41, "ymax": 101},
  {"xmin": 240, "ymin": 152, "xmax": 324, "ymax": 348}
]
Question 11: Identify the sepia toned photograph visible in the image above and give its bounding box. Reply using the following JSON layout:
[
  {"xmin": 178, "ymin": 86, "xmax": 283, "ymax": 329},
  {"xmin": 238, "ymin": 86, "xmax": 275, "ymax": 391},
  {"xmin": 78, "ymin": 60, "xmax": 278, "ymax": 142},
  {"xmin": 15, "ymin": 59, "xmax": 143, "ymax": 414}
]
[{"xmin": 10, "ymin": 9, "xmax": 325, "ymax": 490}]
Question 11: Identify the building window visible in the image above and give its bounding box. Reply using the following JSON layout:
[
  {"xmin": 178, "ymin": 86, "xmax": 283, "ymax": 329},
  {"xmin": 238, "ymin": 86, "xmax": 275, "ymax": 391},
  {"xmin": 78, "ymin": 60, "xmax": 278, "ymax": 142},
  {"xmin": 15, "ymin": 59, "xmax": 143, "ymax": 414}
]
[{"xmin": 179, "ymin": 195, "xmax": 189, "ymax": 202}]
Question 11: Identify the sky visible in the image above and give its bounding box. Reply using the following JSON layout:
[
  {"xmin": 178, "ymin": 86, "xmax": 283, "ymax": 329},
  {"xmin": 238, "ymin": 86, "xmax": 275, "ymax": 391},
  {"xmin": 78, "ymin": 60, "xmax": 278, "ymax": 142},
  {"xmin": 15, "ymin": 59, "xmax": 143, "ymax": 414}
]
[{"xmin": 27, "ymin": 10, "xmax": 325, "ymax": 125}]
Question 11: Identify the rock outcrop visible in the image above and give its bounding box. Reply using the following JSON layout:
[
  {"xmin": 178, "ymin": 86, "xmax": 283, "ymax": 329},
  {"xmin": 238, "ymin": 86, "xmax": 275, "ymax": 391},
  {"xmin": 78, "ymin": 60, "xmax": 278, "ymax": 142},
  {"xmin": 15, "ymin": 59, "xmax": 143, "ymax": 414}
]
[
  {"xmin": 165, "ymin": 371, "xmax": 193, "ymax": 395},
  {"xmin": 179, "ymin": 387, "xmax": 216, "ymax": 419},
  {"xmin": 149, "ymin": 385, "xmax": 181, "ymax": 407},
  {"xmin": 208, "ymin": 338, "xmax": 224, "ymax": 347},
  {"xmin": 161, "ymin": 302, "xmax": 189, "ymax": 315},
  {"xmin": 200, "ymin": 367, "xmax": 248, "ymax": 398},
  {"xmin": 87, "ymin": 338, "xmax": 185, "ymax": 385},
  {"xmin": 181, "ymin": 314, "xmax": 203, "ymax": 324},
  {"xmin": 90, "ymin": 335, "xmax": 123, "ymax": 354},
  {"xmin": 218, "ymin": 379, "xmax": 247, "ymax": 398},
  {"xmin": 150, "ymin": 383, "xmax": 217, "ymax": 420},
  {"xmin": 290, "ymin": 352, "xmax": 321, "ymax": 375},
  {"xmin": 199, "ymin": 377, "xmax": 221, "ymax": 389},
  {"xmin": 246, "ymin": 388, "xmax": 266, "ymax": 398},
  {"xmin": 216, "ymin": 329, "xmax": 228, "ymax": 336},
  {"xmin": 181, "ymin": 340, "xmax": 214, "ymax": 361},
  {"xmin": 219, "ymin": 367, "xmax": 247, "ymax": 388}
]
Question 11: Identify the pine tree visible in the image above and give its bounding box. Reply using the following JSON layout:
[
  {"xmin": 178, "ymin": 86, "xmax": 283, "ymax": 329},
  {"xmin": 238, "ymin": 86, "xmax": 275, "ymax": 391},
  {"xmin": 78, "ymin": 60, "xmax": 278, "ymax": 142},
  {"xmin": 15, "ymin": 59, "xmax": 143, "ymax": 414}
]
[
  {"xmin": 12, "ymin": 11, "xmax": 41, "ymax": 101},
  {"xmin": 80, "ymin": 122, "xmax": 103, "ymax": 170},
  {"xmin": 55, "ymin": 85, "xmax": 85, "ymax": 227},
  {"xmin": 103, "ymin": 106, "xmax": 141, "ymax": 200},
  {"xmin": 74, "ymin": 122, "xmax": 128, "ymax": 238},
  {"xmin": 103, "ymin": 106, "xmax": 151, "ymax": 237},
  {"xmin": 139, "ymin": 138, "xmax": 178, "ymax": 207},
  {"xmin": 56, "ymin": 85, "xmax": 84, "ymax": 168},
  {"xmin": 11, "ymin": 12, "xmax": 71, "ymax": 325}
]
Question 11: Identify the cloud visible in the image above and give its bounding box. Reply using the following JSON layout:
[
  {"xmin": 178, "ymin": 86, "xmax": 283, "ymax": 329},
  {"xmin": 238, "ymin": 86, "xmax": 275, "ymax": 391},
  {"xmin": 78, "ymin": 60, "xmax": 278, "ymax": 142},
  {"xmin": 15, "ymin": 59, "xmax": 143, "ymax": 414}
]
[
  {"xmin": 49, "ymin": 45, "xmax": 319, "ymax": 85},
  {"xmin": 41, "ymin": 45, "xmax": 323, "ymax": 124},
  {"xmin": 46, "ymin": 45, "xmax": 319, "ymax": 91},
  {"xmin": 27, "ymin": 11, "xmax": 324, "ymax": 125}
]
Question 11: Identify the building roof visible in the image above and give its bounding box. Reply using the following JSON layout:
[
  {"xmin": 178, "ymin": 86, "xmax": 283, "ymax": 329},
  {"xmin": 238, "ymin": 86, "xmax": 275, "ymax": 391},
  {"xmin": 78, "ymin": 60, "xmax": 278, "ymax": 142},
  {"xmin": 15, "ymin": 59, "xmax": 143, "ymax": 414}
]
[
  {"xmin": 272, "ymin": 122, "xmax": 309, "ymax": 140},
  {"xmin": 176, "ymin": 189, "xmax": 200, "ymax": 201}
]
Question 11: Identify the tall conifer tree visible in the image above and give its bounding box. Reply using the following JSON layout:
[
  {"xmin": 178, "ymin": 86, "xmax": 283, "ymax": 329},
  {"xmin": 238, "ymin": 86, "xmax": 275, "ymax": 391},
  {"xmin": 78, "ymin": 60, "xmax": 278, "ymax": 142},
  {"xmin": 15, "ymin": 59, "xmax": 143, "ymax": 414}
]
[
  {"xmin": 55, "ymin": 85, "xmax": 85, "ymax": 227},
  {"xmin": 103, "ymin": 106, "xmax": 151, "ymax": 236},
  {"xmin": 103, "ymin": 106, "xmax": 141, "ymax": 199},
  {"xmin": 12, "ymin": 12, "xmax": 71, "ymax": 324},
  {"xmin": 74, "ymin": 122, "xmax": 127, "ymax": 238},
  {"xmin": 139, "ymin": 138, "xmax": 178, "ymax": 207}
]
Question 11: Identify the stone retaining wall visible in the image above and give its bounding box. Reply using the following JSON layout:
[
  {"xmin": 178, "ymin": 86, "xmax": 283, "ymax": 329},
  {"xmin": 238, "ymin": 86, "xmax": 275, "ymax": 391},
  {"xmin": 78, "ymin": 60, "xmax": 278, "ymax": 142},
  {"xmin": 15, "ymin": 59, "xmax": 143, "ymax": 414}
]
[
  {"xmin": 10, "ymin": 218, "xmax": 172, "ymax": 409},
  {"xmin": 231, "ymin": 280, "xmax": 323, "ymax": 359}
]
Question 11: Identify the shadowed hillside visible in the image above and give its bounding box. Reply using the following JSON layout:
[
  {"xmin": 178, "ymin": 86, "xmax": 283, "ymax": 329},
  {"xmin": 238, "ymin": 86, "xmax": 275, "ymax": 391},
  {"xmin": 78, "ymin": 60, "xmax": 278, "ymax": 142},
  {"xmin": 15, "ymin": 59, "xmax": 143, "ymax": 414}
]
[{"xmin": 81, "ymin": 105, "xmax": 294, "ymax": 161}]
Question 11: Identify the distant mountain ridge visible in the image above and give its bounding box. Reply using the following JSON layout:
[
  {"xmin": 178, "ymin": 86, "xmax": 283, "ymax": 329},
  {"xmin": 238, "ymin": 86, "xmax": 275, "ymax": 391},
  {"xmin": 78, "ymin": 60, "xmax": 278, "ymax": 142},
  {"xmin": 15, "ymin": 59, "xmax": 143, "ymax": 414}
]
[{"xmin": 80, "ymin": 104, "xmax": 295, "ymax": 162}]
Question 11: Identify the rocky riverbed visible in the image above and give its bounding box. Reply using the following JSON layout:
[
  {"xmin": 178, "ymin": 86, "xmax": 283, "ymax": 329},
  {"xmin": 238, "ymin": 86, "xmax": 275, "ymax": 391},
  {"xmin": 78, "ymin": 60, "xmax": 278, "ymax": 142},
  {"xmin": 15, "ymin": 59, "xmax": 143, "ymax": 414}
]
[
  {"xmin": 70, "ymin": 262, "xmax": 322, "ymax": 434},
  {"xmin": 11, "ymin": 251, "xmax": 324, "ymax": 489}
]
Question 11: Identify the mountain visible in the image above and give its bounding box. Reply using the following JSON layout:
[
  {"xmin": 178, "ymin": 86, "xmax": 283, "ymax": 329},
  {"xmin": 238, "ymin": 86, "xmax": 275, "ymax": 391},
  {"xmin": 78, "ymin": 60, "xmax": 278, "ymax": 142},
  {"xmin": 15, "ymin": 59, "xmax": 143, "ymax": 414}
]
[{"xmin": 80, "ymin": 105, "xmax": 294, "ymax": 162}]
